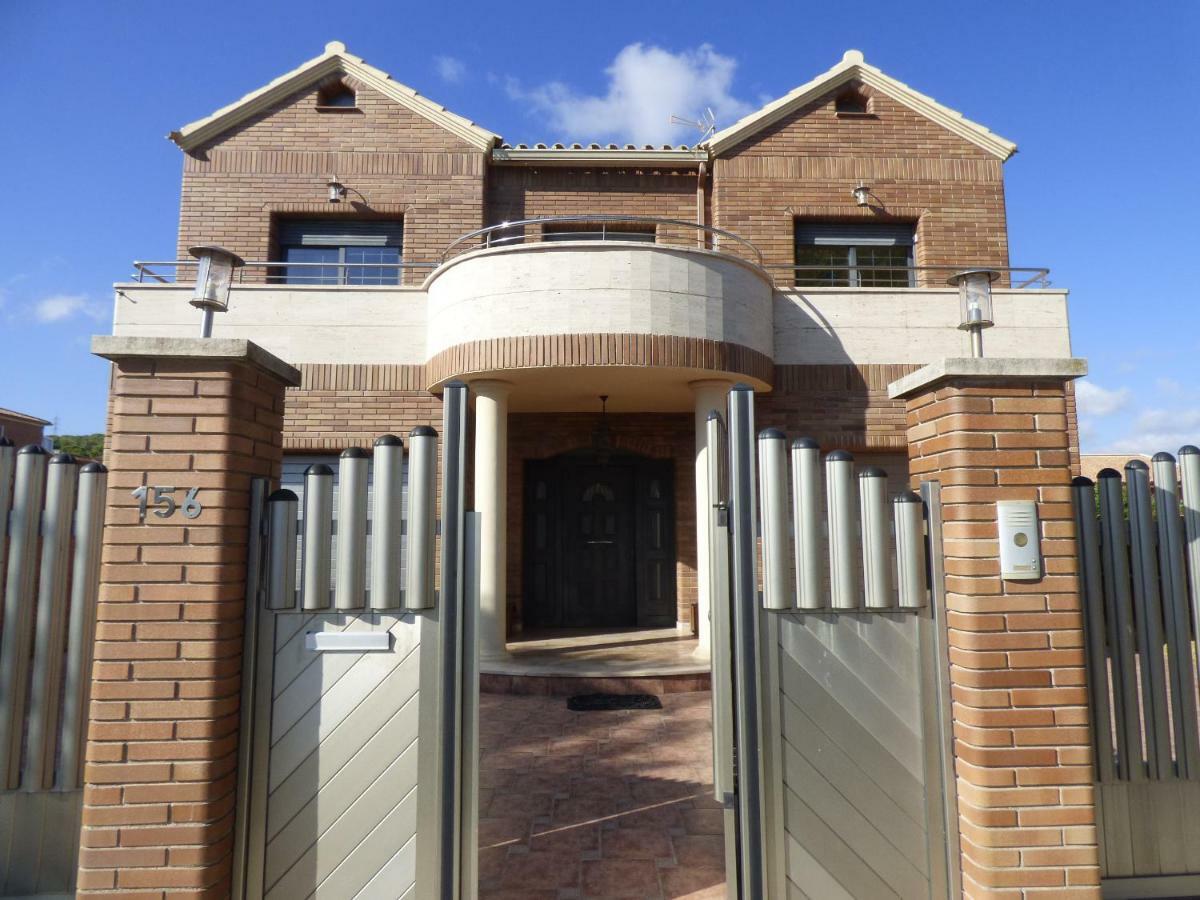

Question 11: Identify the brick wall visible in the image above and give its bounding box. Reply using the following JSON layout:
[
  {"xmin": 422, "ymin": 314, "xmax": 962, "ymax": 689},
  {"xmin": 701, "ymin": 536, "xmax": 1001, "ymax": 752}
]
[
  {"xmin": 904, "ymin": 378, "xmax": 1100, "ymax": 898},
  {"xmin": 79, "ymin": 352, "xmax": 290, "ymax": 896},
  {"xmin": 712, "ymin": 80, "xmax": 1010, "ymax": 284},
  {"xmin": 179, "ymin": 74, "xmax": 486, "ymax": 283}
]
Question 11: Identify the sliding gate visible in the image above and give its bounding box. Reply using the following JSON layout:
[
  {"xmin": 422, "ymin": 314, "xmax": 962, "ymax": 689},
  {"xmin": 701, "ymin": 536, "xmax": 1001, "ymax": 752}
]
[
  {"xmin": 233, "ymin": 384, "xmax": 479, "ymax": 900},
  {"xmin": 709, "ymin": 385, "xmax": 959, "ymax": 899}
]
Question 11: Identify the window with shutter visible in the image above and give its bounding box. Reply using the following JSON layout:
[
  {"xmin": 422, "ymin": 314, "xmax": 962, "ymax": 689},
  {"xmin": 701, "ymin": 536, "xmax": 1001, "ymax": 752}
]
[
  {"xmin": 794, "ymin": 221, "xmax": 915, "ymax": 288},
  {"xmin": 275, "ymin": 218, "xmax": 404, "ymax": 285}
]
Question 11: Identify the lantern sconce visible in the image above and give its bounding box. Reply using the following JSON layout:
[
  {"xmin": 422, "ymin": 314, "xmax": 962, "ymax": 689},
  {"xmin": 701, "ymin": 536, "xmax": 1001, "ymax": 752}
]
[
  {"xmin": 328, "ymin": 176, "xmax": 346, "ymax": 203},
  {"xmin": 852, "ymin": 182, "xmax": 870, "ymax": 207},
  {"xmin": 948, "ymin": 268, "xmax": 1000, "ymax": 358},
  {"xmin": 188, "ymin": 245, "xmax": 245, "ymax": 338}
]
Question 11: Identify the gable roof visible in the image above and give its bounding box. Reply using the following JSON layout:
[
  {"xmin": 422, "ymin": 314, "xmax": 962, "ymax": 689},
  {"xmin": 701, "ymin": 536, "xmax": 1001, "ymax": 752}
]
[
  {"xmin": 0, "ymin": 407, "xmax": 51, "ymax": 427},
  {"xmin": 705, "ymin": 50, "xmax": 1017, "ymax": 161},
  {"xmin": 169, "ymin": 41, "xmax": 500, "ymax": 152}
]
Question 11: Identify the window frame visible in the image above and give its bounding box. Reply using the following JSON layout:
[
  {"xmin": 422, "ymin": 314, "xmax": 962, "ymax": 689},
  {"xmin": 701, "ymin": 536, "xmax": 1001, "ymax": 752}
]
[
  {"xmin": 794, "ymin": 221, "xmax": 916, "ymax": 288},
  {"xmin": 275, "ymin": 218, "xmax": 404, "ymax": 286}
]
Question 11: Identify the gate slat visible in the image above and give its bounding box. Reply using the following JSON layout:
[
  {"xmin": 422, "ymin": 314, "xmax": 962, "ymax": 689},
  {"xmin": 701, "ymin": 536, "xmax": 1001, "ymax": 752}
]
[{"xmin": 1072, "ymin": 477, "xmax": 1115, "ymax": 783}]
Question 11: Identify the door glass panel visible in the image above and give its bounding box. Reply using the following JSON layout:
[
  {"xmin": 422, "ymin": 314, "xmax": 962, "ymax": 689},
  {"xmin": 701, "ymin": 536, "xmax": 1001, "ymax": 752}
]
[
  {"xmin": 345, "ymin": 245, "xmax": 401, "ymax": 285},
  {"xmin": 283, "ymin": 246, "xmax": 340, "ymax": 285}
]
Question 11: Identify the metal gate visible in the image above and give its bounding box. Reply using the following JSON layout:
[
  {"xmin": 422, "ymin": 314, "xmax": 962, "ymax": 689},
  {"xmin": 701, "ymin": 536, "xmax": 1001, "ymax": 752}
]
[
  {"xmin": 232, "ymin": 383, "xmax": 479, "ymax": 900},
  {"xmin": 709, "ymin": 385, "xmax": 959, "ymax": 899},
  {"xmin": 1073, "ymin": 454, "xmax": 1200, "ymax": 900}
]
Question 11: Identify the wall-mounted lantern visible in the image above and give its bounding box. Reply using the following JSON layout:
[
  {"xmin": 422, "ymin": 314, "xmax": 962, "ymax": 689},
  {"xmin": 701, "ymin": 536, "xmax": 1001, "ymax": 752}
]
[
  {"xmin": 948, "ymin": 268, "xmax": 999, "ymax": 357},
  {"xmin": 852, "ymin": 182, "xmax": 870, "ymax": 207},
  {"xmin": 328, "ymin": 176, "xmax": 346, "ymax": 203},
  {"xmin": 188, "ymin": 245, "xmax": 245, "ymax": 337}
]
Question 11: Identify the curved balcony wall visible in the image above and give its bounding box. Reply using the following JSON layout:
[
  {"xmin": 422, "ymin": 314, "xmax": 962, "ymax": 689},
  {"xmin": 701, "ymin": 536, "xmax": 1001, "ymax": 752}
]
[{"xmin": 424, "ymin": 241, "xmax": 775, "ymax": 393}]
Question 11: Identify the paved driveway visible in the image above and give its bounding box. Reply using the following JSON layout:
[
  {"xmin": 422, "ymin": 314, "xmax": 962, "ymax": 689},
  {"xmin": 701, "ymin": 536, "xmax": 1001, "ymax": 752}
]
[{"xmin": 478, "ymin": 690, "xmax": 727, "ymax": 899}]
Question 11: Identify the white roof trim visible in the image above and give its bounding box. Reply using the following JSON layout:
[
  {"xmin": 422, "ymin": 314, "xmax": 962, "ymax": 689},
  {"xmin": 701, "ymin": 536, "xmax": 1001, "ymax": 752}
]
[
  {"xmin": 492, "ymin": 147, "xmax": 707, "ymax": 165},
  {"xmin": 705, "ymin": 50, "xmax": 1017, "ymax": 161},
  {"xmin": 170, "ymin": 41, "xmax": 499, "ymax": 152}
]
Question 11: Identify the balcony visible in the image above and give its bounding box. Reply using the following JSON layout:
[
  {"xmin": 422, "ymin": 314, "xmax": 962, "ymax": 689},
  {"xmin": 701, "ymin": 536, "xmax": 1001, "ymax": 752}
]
[{"xmin": 112, "ymin": 219, "xmax": 1070, "ymax": 392}]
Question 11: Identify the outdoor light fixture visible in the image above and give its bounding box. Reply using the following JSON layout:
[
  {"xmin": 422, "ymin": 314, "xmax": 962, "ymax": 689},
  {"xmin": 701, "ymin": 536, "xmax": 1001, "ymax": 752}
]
[
  {"xmin": 188, "ymin": 245, "xmax": 245, "ymax": 338},
  {"xmin": 327, "ymin": 176, "xmax": 346, "ymax": 203},
  {"xmin": 948, "ymin": 268, "xmax": 1000, "ymax": 358},
  {"xmin": 853, "ymin": 182, "xmax": 870, "ymax": 207}
]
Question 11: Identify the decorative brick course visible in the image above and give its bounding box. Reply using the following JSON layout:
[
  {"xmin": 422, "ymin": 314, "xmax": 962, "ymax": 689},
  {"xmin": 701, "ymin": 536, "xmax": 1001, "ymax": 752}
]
[
  {"xmin": 903, "ymin": 377, "xmax": 1100, "ymax": 899},
  {"xmin": 78, "ymin": 354, "xmax": 291, "ymax": 897}
]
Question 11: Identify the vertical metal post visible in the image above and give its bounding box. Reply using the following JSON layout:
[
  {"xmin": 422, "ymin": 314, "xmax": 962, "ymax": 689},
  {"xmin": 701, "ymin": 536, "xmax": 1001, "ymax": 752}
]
[
  {"xmin": 0, "ymin": 445, "xmax": 48, "ymax": 789},
  {"xmin": 1180, "ymin": 446, "xmax": 1200, "ymax": 685},
  {"xmin": 707, "ymin": 411, "xmax": 735, "ymax": 805},
  {"xmin": 370, "ymin": 435, "xmax": 404, "ymax": 610},
  {"xmin": 1151, "ymin": 452, "xmax": 1200, "ymax": 776},
  {"xmin": 727, "ymin": 384, "xmax": 765, "ymax": 899},
  {"xmin": 919, "ymin": 479, "xmax": 962, "ymax": 900},
  {"xmin": 1098, "ymin": 469, "xmax": 1142, "ymax": 779},
  {"xmin": 825, "ymin": 450, "xmax": 858, "ymax": 609},
  {"xmin": 301, "ymin": 464, "xmax": 333, "ymax": 610},
  {"xmin": 1126, "ymin": 459, "xmax": 1171, "ymax": 778},
  {"xmin": 232, "ymin": 477, "xmax": 269, "ymax": 900},
  {"xmin": 25, "ymin": 453, "xmax": 79, "ymax": 790},
  {"xmin": 438, "ymin": 381, "xmax": 468, "ymax": 900},
  {"xmin": 894, "ymin": 491, "xmax": 928, "ymax": 609},
  {"xmin": 790, "ymin": 438, "xmax": 822, "ymax": 610},
  {"xmin": 858, "ymin": 467, "xmax": 892, "ymax": 609},
  {"xmin": 756, "ymin": 429, "xmax": 791, "ymax": 610},
  {"xmin": 266, "ymin": 490, "xmax": 299, "ymax": 611},
  {"xmin": 1072, "ymin": 476, "xmax": 1116, "ymax": 783},
  {"xmin": 59, "ymin": 461, "xmax": 107, "ymax": 792},
  {"xmin": 460, "ymin": 511, "xmax": 482, "ymax": 900},
  {"xmin": 336, "ymin": 447, "xmax": 369, "ymax": 610},
  {"xmin": 406, "ymin": 426, "xmax": 438, "ymax": 611},
  {"xmin": 0, "ymin": 438, "xmax": 13, "ymax": 580}
]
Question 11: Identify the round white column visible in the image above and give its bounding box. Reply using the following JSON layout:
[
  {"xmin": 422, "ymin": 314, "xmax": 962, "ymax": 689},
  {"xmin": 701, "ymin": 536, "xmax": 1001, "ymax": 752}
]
[
  {"xmin": 690, "ymin": 379, "xmax": 733, "ymax": 660},
  {"xmin": 473, "ymin": 380, "xmax": 511, "ymax": 660}
]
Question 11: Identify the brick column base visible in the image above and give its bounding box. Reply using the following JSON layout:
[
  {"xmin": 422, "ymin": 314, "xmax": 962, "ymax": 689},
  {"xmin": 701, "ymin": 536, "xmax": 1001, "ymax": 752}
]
[
  {"xmin": 78, "ymin": 337, "xmax": 299, "ymax": 896},
  {"xmin": 890, "ymin": 359, "xmax": 1101, "ymax": 899}
]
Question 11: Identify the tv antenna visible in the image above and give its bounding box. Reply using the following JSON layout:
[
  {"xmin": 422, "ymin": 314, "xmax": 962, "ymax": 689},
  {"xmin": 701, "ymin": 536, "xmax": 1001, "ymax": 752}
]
[{"xmin": 669, "ymin": 107, "xmax": 717, "ymax": 141}]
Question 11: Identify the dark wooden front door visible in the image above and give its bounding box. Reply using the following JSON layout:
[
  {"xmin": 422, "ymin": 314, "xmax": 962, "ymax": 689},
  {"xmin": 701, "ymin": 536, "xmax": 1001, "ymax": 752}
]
[{"xmin": 524, "ymin": 452, "xmax": 676, "ymax": 629}]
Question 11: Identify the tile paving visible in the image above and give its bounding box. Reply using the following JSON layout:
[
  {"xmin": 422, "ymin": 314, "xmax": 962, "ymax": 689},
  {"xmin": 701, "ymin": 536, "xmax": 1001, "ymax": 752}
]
[{"xmin": 478, "ymin": 691, "xmax": 727, "ymax": 899}]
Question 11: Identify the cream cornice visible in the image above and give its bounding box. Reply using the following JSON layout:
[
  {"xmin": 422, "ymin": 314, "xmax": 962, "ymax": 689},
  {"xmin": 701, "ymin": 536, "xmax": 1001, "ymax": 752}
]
[
  {"xmin": 169, "ymin": 41, "xmax": 499, "ymax": 153},
  {"xmin": 491, "ymin": 147, "xmax": 708, "ymax": 166},
  {"xmin": 705, "ymin": 50, "xmax": 1017, "ymax": 161}
]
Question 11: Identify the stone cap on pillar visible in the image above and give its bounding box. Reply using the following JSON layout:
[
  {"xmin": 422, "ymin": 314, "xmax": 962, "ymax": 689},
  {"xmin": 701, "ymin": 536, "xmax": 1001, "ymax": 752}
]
[
  {"xmin": 887, "ymin": 357, "xmax": 1087, "ymax": 400},
  {"xmin": 92, "ymin": 335, "xmax": 302, "ymax": 387}
]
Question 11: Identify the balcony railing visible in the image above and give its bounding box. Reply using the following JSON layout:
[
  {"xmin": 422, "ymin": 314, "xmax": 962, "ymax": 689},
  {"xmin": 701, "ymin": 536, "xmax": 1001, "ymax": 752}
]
[
  {"xmin": 768, "ymin": 264, "xmax": 1051, "ymax": 290},
  {"xmin": 130, "ymin": 259, "xmax": 436, "ymax": 285},
  {"xmin": 441, "ymin": 215, "xmax": 765, "ymax": 265}
]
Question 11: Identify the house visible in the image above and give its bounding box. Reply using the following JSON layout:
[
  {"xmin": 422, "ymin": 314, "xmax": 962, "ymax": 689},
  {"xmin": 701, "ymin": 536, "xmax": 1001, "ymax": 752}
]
[
  {"xmin": 0, "ymin": 406, "xmax": 51, "ymax": 448},
  {"xmin": 113, "ymin": 41, "xmax": 1075, "ymax": 656}
]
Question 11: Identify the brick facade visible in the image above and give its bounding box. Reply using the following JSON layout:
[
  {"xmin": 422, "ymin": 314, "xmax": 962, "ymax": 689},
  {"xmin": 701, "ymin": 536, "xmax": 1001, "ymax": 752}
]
[
  {"xmin": 712, "ymin": 80, "xmax": 1010, "ymax": 285},
  {"xmin": 79, "ymin": 343, "xmax": 295, "ymax": 896},
  {"xmin": 179, "ymin": 74, "xmax": 487, "ymax": 285},
  {"xmin": 902, "ymin": 376, "xmax": 1100, "ymax": 898}
]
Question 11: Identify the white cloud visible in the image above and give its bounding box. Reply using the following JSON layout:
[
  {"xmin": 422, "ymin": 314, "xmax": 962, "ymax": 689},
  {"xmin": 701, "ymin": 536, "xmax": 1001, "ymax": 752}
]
[
  {"xmin": 506, "ymin": 43, "xmax": 754, "ymax": 145},
  {"xmin": 32, "ymin": 293, "xmax": 106, "ymax": 324},
  {"xmin": 435, "ymin": 55, "xmax": 466, "ymax": 84},
  {"xmin": 1075, "ymin": 381, "xmax": 1131, "ymax": 418},
  {"xmin": 1097, "ymin": 408, "xmax": 1200, "ymax": 455}
]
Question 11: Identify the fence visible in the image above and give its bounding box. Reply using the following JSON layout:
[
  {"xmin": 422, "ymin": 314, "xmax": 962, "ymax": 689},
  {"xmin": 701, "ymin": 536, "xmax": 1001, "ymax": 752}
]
[
  {"xmin": 711, "ymin": 385, "xmax": 959, "ymax": 899},
  {"xmin": 0, "ymin": 440, "xmax": 107, "ymax": 897},
  {"xmin": 234, "ymin": 383, "xmax": 478, "ymax": 900},
  {"xmin": 1072, "ymin": 450, "xmax": 1200, "ymax": 890}
]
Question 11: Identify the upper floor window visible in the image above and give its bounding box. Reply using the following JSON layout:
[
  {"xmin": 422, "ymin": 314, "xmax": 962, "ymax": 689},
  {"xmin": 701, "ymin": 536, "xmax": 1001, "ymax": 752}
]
[
  {"xmin": 276, "ymin": 218, "xmax": 403, "ymax": 285},
  {"xmin": 316, "ymin": 81, "xmax": 357, "ymax": 110},
  {"xmin": 794, "ymin": 222, "xmax": 915, "ymax": 288},
  {"xmin": 543, "ymin": 223, "xmax": 656, "ymax": 243}
]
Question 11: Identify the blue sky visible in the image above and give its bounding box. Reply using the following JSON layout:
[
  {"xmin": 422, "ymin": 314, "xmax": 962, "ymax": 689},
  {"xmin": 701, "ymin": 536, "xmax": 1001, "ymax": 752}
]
[{"xmin": 1, "ymin": 1, "xmax": 1198, "ymax": 452}]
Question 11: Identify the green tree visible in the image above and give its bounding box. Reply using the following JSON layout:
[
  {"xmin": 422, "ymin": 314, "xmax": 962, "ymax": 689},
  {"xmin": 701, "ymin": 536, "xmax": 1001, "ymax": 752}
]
[{"xmin": 50, "ymin": 433, "xmax": 105, "ymax": 460}]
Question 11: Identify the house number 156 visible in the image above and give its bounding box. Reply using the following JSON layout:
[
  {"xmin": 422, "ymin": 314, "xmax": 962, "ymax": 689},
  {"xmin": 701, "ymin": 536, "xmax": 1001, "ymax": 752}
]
[{"xmin": 132, "ymin": 485, "xmax": 203, "ymax": 521}]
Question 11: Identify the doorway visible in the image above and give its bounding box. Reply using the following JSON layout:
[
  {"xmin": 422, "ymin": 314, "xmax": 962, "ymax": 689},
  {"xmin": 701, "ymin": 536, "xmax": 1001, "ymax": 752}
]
[{"xmin": 524, "ymin": 450, "xmax": 676, "ymax": 630}]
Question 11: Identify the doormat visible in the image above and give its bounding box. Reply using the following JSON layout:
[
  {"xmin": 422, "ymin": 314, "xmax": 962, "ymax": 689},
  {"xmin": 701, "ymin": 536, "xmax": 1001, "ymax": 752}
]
[{"xmin": 567, "ymin": 693, "xmax": 662, "ymax": 711}]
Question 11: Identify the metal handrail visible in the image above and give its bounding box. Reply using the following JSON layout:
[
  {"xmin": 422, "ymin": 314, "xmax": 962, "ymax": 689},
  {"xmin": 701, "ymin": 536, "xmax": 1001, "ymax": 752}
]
[
  {"xmin": 768, "ymin": 264, "xmax": 1052, "ymax": 289},
  {"xmin": 440, "ymin": 215, "xmax": 765, "ymax": 266},
  {"xmin": 130, "ymin": 259, "xmax": 436, "ymax": 284}
]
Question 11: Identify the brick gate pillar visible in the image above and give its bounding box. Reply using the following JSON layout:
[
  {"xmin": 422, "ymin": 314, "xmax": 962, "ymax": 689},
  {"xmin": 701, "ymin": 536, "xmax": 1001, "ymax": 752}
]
[
  {"xmin": 888, "ymin": 358, "xmax": 1101, "ymax": 899},
  {"xmin": 78, "ymin": 337, "xmax": 299, "ymax": 896}
]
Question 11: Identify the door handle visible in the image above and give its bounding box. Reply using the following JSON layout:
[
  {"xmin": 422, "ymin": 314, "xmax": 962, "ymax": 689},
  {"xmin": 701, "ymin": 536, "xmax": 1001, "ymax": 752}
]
[{"xmin": 585, "ymin": 540, "xmax": 615, "ymax": 545}]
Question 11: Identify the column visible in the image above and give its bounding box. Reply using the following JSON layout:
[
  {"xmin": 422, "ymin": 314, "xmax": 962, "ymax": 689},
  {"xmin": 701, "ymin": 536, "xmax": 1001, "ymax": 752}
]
[
  {"xmin": 690, "ymin": 379, "xmax": 732, "ymax": 658},
  {"xmin": 473, "ymin": 380, "xmax": 510, "ymax": 660},
  {"xmin": 78, "ymin": 337, "xmax": 299, "ymax": 896},
  {"xmin": 889, "ymin": 358, "xmax": 1100, "ymax": 899}
]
